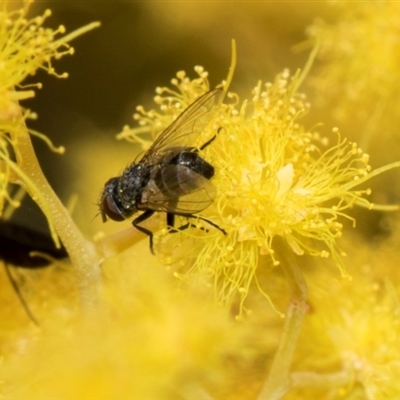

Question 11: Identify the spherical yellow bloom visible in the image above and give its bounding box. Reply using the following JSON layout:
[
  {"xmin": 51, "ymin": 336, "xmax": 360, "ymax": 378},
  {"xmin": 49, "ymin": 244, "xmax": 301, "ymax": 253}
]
[
  {"xmin": 307, "ymin": 2, "xmax": 400, "ymax": 132},
  {"xmin": 0, "ymin": 1, "xmax": 100, "ymax": 293},
  {"xmin": 119, "ymin": 66, "xmax": 395, "ymax": 316},
  {"xmin": 0, "ymin": 1, "xmax": 72, "ymax": 115},
  {"xmin": 294, "ymin": 250, "xmax": 400, "ymax": 399},
  {"xmin": 0, "ymin": 0, "xmax": 99, "ymax": 217}
]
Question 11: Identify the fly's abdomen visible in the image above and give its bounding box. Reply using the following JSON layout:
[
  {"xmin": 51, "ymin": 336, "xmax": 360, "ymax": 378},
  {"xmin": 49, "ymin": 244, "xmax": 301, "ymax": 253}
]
[
  {"xmin": 170, "ymin": 151, "xmax": 214, "ymax": 179},
  {"xmin": 151, "ymin": 151, "xmax": 215, "ymax": 202}
]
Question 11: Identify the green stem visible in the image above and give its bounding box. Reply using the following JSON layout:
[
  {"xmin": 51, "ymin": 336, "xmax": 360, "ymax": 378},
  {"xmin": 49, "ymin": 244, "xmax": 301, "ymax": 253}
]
[
  {"xmin": 12, "ymin": 118, "xmax": 101, "ymax": 310},
  {"xmin": 257, "ymin": 237, "xmax": 308, "ymax": 400}
]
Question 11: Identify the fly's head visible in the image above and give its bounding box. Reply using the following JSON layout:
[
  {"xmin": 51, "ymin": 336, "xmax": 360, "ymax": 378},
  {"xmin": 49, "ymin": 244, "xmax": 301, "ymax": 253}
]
[{"xmin": 100, "ymin": 177, "xmax": 135, "ymax": 223}]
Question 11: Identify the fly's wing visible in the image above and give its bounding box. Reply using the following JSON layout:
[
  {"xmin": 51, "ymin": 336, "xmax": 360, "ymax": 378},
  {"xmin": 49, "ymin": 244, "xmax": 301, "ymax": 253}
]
[
  {"xmin": 143, "ymin": 88, "xmax": 223, "ymax": 162},
  {"xmin": 140, "ymin": 165, "xmax": 216, "ymax": 214}
]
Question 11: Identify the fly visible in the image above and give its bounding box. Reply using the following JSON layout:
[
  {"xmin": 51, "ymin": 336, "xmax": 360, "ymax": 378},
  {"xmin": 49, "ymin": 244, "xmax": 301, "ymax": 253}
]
[{"xmin": 99, "ymin": 88, "xmax": 227, "ymax": 254}]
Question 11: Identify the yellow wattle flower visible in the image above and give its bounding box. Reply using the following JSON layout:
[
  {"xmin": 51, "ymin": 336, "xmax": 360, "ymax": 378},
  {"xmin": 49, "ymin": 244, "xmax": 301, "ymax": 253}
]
[
  {"xmin": 0, "ymin": 0, "xmax": 101, "ymax": 321},
  {"xmin": 118, "ymin": 65, "xmax": 398, "ymax": 317},
  {"xmin": 307, "ymin": 2, "xmax": 400, "ymax": 130},
  {"xmin": 0, "ymin": 1, "xmax": 75, "ymax": 127},
  {"xmin": 0, "ymin": 0, "xmax": 99, "ymax": 219},
  {"xmin": 295, "ymin": 251, "xmax": 400, "ymax": 399},
  {"xmin": 2, "ymin": 2, "xmax": 400, "ymax": 398}
]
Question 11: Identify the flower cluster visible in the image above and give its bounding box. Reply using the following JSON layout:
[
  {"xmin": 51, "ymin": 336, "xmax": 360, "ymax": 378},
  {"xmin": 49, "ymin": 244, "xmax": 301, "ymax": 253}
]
[
  {"xmin": 3, "ymin": 1, "xmax": 400, "ymax": 399},
  {"xmin": 119, "ymin": 67, "xmax": 384, "ymax": 315},
  {"xmin": 0, "ymin": 0, "xmax": 99, "ymax": 217},
  {"xmin": 294, "ymin": 255, "xmax": 400, "ymax": 399},
  {"xmin": 307, "ymin": 2, "xmax": 400, "ymax": 127},
  {"xmin": 0, "ymin": 2, "xmax": 101, "ymax": 260},
  {"xmin": 0, "ymin": 0, "xmax": 77, "ymax": 130}
]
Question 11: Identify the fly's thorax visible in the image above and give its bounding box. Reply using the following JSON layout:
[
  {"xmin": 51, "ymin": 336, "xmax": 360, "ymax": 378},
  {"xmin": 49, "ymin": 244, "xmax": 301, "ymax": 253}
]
[{"xmin": 119, "ymin": 162, "xmax": 152, "ymax": 210}]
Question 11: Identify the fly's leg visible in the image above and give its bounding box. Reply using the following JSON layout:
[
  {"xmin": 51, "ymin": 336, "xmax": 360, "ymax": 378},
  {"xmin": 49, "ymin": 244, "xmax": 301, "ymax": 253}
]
[
  {"xmin": 167, "ymin": 213, "xmax": 227, "ymax": 236},
  {"xmin": 198, "ymin": 127, "xmax": 222, "ymax": 151},
  {"xmin": 196, "ymin": 215, "xmax": 227, "ymax": 235},
  {"xmin": 132, "ymin": 209, "xmax": 156, "ymax": 254},
  {"xmin": 166, "ymin": 213, "xmax": 202, "ymax": 233},
  {"xmin": 167, "ymin": 213, "xmax": 175, "ymax": 229}
]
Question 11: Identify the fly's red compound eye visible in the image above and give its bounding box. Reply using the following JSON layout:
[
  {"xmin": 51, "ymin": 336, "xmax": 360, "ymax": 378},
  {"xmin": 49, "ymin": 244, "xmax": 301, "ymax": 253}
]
[{"xmin": 102, "ymin": 194, "xmax": 125, "ymax": 222}]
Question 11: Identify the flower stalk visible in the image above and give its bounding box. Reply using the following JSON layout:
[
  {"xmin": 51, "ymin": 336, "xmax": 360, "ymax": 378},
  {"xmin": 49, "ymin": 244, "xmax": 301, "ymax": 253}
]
[
  {"xmin": 0, "ymin": 1, "xmax": 102, "ymax": 309},
  {"xmin": 257, "ymin": 236, "xmax": 308, "ymax": 399},
  {"xmin": 11, "ymin": 116, "xmax": 101, "ymax": 308}
]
